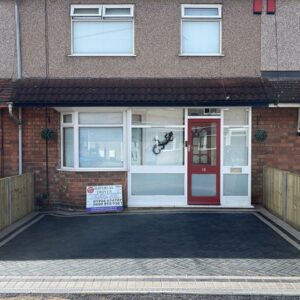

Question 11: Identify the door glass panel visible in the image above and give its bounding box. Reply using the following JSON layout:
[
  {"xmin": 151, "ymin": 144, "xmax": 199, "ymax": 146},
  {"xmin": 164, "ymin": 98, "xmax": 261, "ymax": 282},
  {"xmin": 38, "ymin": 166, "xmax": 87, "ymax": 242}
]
[
  {"xmin": 191, "ymin": 123, "xmax": 216, "ymax": 166},
  {"xmin": 192, "ymin": 174, "xmax": 216, "ymax": 196}
]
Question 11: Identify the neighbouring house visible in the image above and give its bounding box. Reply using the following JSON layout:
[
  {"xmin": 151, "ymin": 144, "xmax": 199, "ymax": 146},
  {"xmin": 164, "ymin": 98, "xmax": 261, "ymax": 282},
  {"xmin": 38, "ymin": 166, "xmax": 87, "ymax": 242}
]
[{"xmin": 0, "ymin": 0, "xmax": 299, "ymax": 209}]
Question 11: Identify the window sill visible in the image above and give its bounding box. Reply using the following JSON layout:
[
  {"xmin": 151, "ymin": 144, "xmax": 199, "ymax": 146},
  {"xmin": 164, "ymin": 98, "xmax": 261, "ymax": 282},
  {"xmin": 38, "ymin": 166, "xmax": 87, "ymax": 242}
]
[
  {"xmin": 179, "ymin": 53, "xmax": 224, "ymax": 57},
  {"xmin": 57, "ymin": 168, "xmax": 128, "ymax": 172},
  {"xmin": 68, "ymin": 54, "xmax": 136, "ymax": 57}
]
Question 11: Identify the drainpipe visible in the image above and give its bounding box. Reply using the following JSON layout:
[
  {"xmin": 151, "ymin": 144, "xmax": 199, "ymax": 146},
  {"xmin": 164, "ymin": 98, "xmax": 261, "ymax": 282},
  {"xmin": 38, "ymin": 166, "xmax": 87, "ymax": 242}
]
[
  {"xmin": 12, "ymin": 0, "xmax": 23, "ymax": 175},
  {"xmin": 15, "ymin": 0, "xmax": 22, "ymax": 78},
  {"xmin": 8, "ymin": 103, "xmax": 22, "ymax": 175}
]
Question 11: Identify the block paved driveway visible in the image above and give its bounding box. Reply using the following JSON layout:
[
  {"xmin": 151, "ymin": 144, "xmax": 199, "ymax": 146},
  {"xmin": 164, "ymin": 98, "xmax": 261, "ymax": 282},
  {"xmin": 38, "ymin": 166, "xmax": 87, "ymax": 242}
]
[{"xmin": 0, "ymin": 212, "xmax": 299, "ymax": 277}]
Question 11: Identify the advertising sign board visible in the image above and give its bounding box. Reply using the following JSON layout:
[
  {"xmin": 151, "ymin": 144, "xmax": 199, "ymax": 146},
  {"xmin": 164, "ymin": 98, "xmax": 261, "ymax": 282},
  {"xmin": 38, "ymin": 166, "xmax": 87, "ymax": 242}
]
[{"xmin": 86, "ymin": 185, "xmax": 123, "ymax": 212}]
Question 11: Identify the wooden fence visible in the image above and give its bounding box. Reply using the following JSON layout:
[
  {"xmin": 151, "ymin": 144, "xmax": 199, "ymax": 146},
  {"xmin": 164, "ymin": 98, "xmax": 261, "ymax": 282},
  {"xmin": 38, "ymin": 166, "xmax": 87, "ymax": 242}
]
[
  {"xmin": 263, "ymin": 167, "xmax": 300, "ymax": 231},
  {"xmin": 0, "ymin": 173, "xmax": 34, "ymax": 231}
]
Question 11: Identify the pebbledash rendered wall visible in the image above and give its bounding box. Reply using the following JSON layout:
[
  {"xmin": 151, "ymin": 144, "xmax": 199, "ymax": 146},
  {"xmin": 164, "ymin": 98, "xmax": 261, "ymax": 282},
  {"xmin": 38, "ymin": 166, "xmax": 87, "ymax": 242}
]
[
  {"xmin": 1, "ymin": 106, "xmax": 300, "ymax": 208},
  {"xmin": 17, "ymin": 0, "xmax": 260, "ymax": 79}
]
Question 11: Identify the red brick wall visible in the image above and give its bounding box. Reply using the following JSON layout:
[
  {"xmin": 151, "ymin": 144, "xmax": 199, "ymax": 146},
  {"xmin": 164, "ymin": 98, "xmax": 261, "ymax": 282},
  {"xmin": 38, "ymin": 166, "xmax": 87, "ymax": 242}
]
[
  {"xmin": 0, "ymin": 108, "xmax": 19, "ymax": 177},
  {"xmin": 1, "ymin": 107, "xmax": 127, "ymax": 209},
  {"xmin": 0, "ymin": 80, "xmax": 17, "ymax": 177},
  {"xmin": 252, "ymin": 107, "xmax": 300, "ymax": 204}
]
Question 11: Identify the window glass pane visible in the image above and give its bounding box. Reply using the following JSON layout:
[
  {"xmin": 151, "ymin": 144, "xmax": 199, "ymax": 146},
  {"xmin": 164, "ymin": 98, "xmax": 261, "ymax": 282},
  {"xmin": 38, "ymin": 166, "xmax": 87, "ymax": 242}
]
[
  {"xmin": 192, "ymin": 174, "xmax": 216, "ymax": 196},
  {"xmin": 63, "ymin": 114, "xmax": 72, "ymax": 123},
  {"xmin": 105, "ymin": 8, "xmax": 131, "ymax": 16},
  {"xmin": 132, "ymin": 109, "xmax": 184, "ymax": 125},
  {"xmin": 224, "ymin": 128, "xmax": 248, "ymax": 166},
  {"xmin": 63, "ymin": 128, "xmax": 74, "ymax": 167},
  {"xmin": 132, "ymin": 174, "xmax": 184, "ymax": 195},
  {"xmin": 224, "ymin": 174, "xmax": 248, "ymax": 196},
  {"xmin": 132, "ymin": 128, "xmax": 184, "ymax": 166},
  {"xmin": 73, "ymin": 21, "xmax": 133, "ymax": 54},
  {"xmin": 79, "ymin": 128, "xmax": 123, "ymax": 168},
  {"xmin": 73, "ymin": 8, "xmax": 100, "ymax": 15},
  {"xmin": 79, "ymin": 112, "xmax": 123, "ymax": 125},
  {"xmin": 224, "ymin": 108, "xmax": 249, "ymax": 125},
  {"xmin": 182, "ymin": 21, "xmax": 220, "ymax": 54},
  {"xmin": 184, "ymin": 8, "xmax": 219, "ymax": 17}
]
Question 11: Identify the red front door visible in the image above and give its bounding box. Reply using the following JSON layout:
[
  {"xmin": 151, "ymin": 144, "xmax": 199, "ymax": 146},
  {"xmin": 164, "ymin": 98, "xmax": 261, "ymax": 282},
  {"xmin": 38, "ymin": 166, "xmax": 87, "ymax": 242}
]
[{"xmin": 188, "ymin": 119, "xmax": 220, "ymax": 205}]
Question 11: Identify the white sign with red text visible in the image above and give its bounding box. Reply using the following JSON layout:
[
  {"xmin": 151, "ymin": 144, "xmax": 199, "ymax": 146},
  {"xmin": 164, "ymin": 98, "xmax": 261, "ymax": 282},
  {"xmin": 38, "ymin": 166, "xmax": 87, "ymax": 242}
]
[{"xmin": 86, "ymin": 185, "xmax": 123, "ymax": 212}]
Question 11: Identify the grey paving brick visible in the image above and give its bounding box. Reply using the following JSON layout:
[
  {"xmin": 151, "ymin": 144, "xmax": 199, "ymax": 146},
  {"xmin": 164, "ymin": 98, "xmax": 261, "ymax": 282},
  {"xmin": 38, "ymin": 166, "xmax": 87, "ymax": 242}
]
[{"xmin": 0, "ymin": 213, "xmax": 299, "ymax": 277}]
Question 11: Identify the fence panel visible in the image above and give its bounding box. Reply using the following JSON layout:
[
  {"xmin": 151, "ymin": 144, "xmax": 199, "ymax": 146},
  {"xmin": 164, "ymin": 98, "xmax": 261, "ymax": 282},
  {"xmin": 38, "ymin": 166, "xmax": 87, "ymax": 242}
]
[
  {"xmin": 263, "ymin": 167, "xmax": 286, "ymax": 220},
  {"xmin": 286, "ymin": 172, "xmax": 300, "ymax": 231},
  {"xmin": 0, "ymin": 174, "xmax": 34, "ymax": 231},
  {"xmin": 0, "ymin": 178, "xmax": 10, "ymax": 231},
  {"xmin": 264, "ymin": 167, "xmax": 300, "ymax": 231}
]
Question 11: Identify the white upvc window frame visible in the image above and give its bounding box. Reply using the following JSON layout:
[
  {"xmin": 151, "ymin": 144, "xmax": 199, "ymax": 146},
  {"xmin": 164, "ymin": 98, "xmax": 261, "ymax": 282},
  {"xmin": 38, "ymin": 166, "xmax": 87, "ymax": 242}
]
[
  {"xmin": 128, "ymin": 108, "xmax": 186, "ymax": 206},
  {"xmin": 180, "ymin": 4, "xmax": 223, "ymax": 57},
  {"xmin": 70, "ymin": 4, "xmax": 135, "ymax": 56},
  {"xmin": 103, "ymin": 5, "xmax": 134, "ymax": 18},
  {"xmin": 221, "ymin": 107, "xmax": 252, "ymax": 208},
  {"xmin": 71, "ymin": 5, "xmax": 103, "ymax": 17},
  {"xmin": 60, "ymin": 111, "xmax": 127, "ymax": 172}
]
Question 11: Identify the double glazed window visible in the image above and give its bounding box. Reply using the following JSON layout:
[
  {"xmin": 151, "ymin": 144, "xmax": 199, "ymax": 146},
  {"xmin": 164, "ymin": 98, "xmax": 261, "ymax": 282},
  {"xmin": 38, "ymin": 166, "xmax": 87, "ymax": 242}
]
[
  {"xmin": 181, "ymin": 4, "xmax": 222, "ymax": 55},
  {"xmin": 62, "ymin": 112, "xmax": 125, "ymax": 169},
  {"xmin": 70, "ymin": 4, "xmax": 222, "ymax": 57},
  {"xmin": 71, "ymin": 5, "xmax": 134, "ymax": 55}
]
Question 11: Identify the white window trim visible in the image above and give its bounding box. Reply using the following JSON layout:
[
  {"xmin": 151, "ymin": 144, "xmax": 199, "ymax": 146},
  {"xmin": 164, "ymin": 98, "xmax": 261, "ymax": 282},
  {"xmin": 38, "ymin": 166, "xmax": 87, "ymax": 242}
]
[
  {"xmin": 180, "ymin": 4, "xmax": 223, "ymax": 56},
  {"xmin": 181, "ymin": 4, "xmax": 222, "ymax": 18},
  {"xmin": 103, "ymin": 5, "xmax": 134, "ymax": 18},
  {"xmin": 71, "ymin": 5, "xmax": 102, "ymax": 17},
  {"xmin": 70, "ymin": 4, "xmax": 135, "ymax": 56},
  {"xmin": 221, "ymin": 107, "xmax": 252, "ymax": 207},
  {"xmin": 61, "ymin": 111, "xmax": 127, "ymax": 171}
]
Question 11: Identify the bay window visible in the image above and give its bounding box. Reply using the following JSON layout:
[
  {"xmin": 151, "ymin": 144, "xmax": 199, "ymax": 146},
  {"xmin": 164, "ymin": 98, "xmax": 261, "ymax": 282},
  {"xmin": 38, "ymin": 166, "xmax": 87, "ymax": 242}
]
[{"xmin": 61, "ymin": 112, "xmax": 126, "ymax": 170}]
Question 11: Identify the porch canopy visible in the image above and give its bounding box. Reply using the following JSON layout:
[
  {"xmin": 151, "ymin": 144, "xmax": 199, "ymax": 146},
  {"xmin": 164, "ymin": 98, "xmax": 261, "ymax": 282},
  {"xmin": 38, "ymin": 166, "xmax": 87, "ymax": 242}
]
[{"xmin": 11, "ymin": 77, "xmax": 274, "ymax": 107}]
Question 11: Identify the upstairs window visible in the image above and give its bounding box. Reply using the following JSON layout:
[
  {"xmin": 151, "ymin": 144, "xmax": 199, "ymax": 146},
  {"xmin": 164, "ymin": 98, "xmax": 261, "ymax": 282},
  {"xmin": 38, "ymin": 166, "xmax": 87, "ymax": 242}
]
[
  {"xmin": 70, "ymin": 5, "xmax": 134, "ymax": 56},
  {"xmin": 181, "ymin": 4, "xmax": 222, "ymax": 56}
]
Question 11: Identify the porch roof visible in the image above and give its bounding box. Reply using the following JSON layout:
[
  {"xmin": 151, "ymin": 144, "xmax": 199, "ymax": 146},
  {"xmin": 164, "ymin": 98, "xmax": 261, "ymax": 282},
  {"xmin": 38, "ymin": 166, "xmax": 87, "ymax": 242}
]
[
  {"xmin": 265, "ymin": 80, "xmax": 300, "ymax": 104},
  {"xmin": 12, "ymin": 78, "xmax": 271, "ymax": 107}
]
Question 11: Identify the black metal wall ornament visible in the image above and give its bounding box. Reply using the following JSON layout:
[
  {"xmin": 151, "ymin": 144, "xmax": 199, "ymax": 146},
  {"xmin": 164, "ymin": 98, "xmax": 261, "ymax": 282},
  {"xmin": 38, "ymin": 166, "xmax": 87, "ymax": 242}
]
[
  {"xmin": 255, "ymin": 128, "xmax": 268, "ymax": 142},
  {"xmin": 153, "ymin": 132, "xmax": 174, "ymax": 155},
  {"xmin": 41, "ymin": 127, "xmax": 55, "ymax": 140},
  {"xmin": 254, "ymin": 115, "xmax": 268, "ymax": 142}
]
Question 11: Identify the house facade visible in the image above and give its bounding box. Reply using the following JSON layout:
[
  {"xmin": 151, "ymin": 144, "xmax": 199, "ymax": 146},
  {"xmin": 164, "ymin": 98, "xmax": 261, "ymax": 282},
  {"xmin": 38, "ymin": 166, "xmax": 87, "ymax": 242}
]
[{"xmin": 0, "ymin": 0, "xmax": 299, "ymax": 209}]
